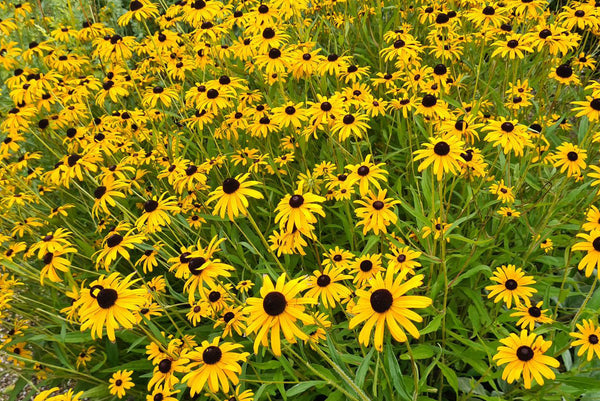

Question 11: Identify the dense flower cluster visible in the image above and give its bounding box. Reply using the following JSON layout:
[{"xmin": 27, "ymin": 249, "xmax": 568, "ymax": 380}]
[{"xmin": 1, "ymin": 0, "xmax": 600, "ymax": 399}]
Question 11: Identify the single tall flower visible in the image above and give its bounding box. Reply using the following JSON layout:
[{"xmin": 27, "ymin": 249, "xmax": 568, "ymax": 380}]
[
  {"xmin": 182, "ymin": 336, "xmax": 249, "ymax": 395},
  {"xmin": 493, "ymin": 330, "xmax": 559, "ymax": 389},
  {"xmin": 244, "ymin": 274, "xmax": 316, "ymax": 356},
  {"xmin": 570, "ymin": 319, "xmax": 600, "ymax": 361},
  {"xmin": 206, "ymin": 173, "xmax": 263, "ymax": 221},
  {"xmin": 572, "ymin": 229, "xmax": 600, "ymax": 277},
  {"xmin": 74, "ymin": 273, "xmax": 146, "ymax": 341},
  {"xmin": 348, "ymin": 269, "xmax": 432, "ymax": 351},
  {"xmin": 485, "ymin": 265, "xmax": 537, "ymax": 308},
  {"xmin": 354, "ymin": 190, "xmax": 400, "ymax": 235},
  {"xmin": 413, "ymin": 135, "xmax": 464, "ymax": 180},
  {"xmin": 108, "ymin": 370, "xmax": 135, "ymax": 399}
]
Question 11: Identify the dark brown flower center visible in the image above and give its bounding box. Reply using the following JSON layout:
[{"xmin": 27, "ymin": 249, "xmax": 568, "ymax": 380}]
[
  {"xmin": 370, "ymin": 289, "xmax": 393, "ymax": 313},
  {"xmin": 289, "ymin": 195, "xmax": 304, "ymax": 208},
  {"xmin": 158, "ymin": 358, "xmax": 172, "ymax": 373},
  {"xmin": 422, "ymin": 94, "xmax": 437, "ymax": 107},
  {"xmin": 144, "ymin": 200, "xmax": 159, "ymax": 212},
  {"xmin": 222, "ymin": 178, "xmax": 240, "ymax": 194},
  {"xmin": 357, "ymin": 165, "xmax": 370, "ymax": 176},
  {"xmin": 96, "ymin": 288, "xmax": 118, "ymax": 309},
  {"xmin": 317, "ymin": 274, "xmax": 331, "ymax": 287},
  {"xmin": 223, "ymin": 312, "xmax": 235, "ymax": 322},
  {"xmin": 188, "ymin": 257, "xmax": 206, "ymax": 275},
  {"xmin": 501, "ymin": 122, "xmax": 514, "ymax": 132},
  {"xmin": 359, "ymin": 260, "xmax": 373, "ymax": 272},
  {"xmin": 505, "ymin": 279, "xmax": 518, "ymax": 290},
  {"xmin": 434, "ymin": 141, "xmax": 450, "ymax": 156},
  {"xmin": 106, "ymin": 234, "xmax": 123, "ymax": 247},
  {"xmin": 263, "ymin": 291, "xmax": 287, "ymax": 316},
  {"xmin": 556, "ymin": 64, "xmax": 573, "ymax": 78},
  {"xmin": 593, "ymin": 237, "xmax": 600, "ymax": 252},
  {"xmin": 202, "ymin": 346, "xmax": 222, "ymax": 364},
  {"xmin": 516, "ymin": 345, "xmax": 534, "ymax": 361},
  {"xmin": 528, "ymin": 306, "xmax": 541, "ymax": 317}
]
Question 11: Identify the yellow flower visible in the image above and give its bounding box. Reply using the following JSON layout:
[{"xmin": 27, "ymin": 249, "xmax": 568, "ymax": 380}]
[
  {"xmin": 493, "ymin": 331, "xmax": 559, "ymax": 389},
  {"xmin": 348, "ymin": 269, "xmax": 432, "ymax": 351},
  {"xmin": 182, "ymin": 336, "xmax": 249, "ymax": 395},
  {"xmin": 108, "ymin": 370, "xmax": 135, "ymax": 399}
]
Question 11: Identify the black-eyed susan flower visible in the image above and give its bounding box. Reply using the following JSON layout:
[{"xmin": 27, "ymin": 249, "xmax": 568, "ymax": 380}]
[
  {"xmin": 117, "ymin": 0, "xmax": 159, "ymax": 26},
  {"xmin": 422, "ymin": 218, "xmax": 451, "ymax": 241},
  {"xmin": 146, "ymin": 387, "xmax": 179, "ymax": 401},
  {"xmin": 572, "ymin": 229, "xmax": 600, "ymax": 277},
  {"xmin": 214, "ymin": 306, "xmax": 246, "ymax": 338},
  {"xmin": 354, "ymin": 190, "xmax": 400, "ymax": 235},
  {"xmin": 552, "ymin": 142, "xmax": 587, "ymax": 178},
  {"xmin": 352, "ymin": 253, "xmax": 385, "ymax": 285},
  {"xmin": 95, "ymin": 227, "xmax": 146, "ymax": 270},
  {"xmin": 135, "ymin": 193, "xmax": 179, "ymax": 233},
  {"xmin": 510, "ymin": 300, "xmax": 552, "ymax": 330},
  {"xmin": 306, "ymin": 265, "xmax": 353, "ymax": 308},
  {"xmin": 483, "ymin": 119, "xmax": 532, "ymax": 156},
  {"xmin": 74, "ymin": 272, "xmax": 146, "ymax": 341},
  {"xmin": 322, "ymin": 247, "xmax": 354, "ymax": 270},
  {"xmin": 274, "ymin": 188, "xmax": 325, "ymax": 234},
  {"xmin": 181, "ymin": 336, "xmax": 249, "ymax": 395},
  {"xmin": 491, "ymin": 34, "xmax": 533, "ymax": 59},
  {"xmin": 490, "ymin": 180, "xmax": 515, "ymax": 203},
  {"xmin": 108, "ymin": 370, "xmax": 135, "ymax": 399},
  {"xmin": 498, "ymin": 207, "xmax": 521, "ymax": 218},
  {"xmin": 183, "ymin": 237, "xmax": 234, "ymax": 302},
  {"xmin": 493, "ymin": 330, "xmax": 559, "ymax": 389},
  {"xmin": 346, "ymin": 154, "xmax": 388, "ymax": 196},
  {"xmin": 224, "ymin": 386, "xmax": 254, "ymax": 401},
  {"xmin": 485, "ymin": 265, "xmax": 537, "ymax": 308},
  {"xmin": 244, "ymin": 274, "xmax": 316, "ymax": 356},
  {"xmin": 331, "ymin": 111, "xmax": 371, "ymax": 141},
  {"xmin": 39, "ymin": 246, "xmax": 76, "ymax": 285},
  {"xmin": 413, "ymin": 135, "xmax": 464, "ymax": 180},
  {"xmin": 76, "ymin": 346, "xmax": 95, "ymax": 369},
  {"xmin": 570, "ymin": 319, "xmax": 600, "ymax": 361},
  {"xmin": 147, "ymin": 340, "xmax": 190, "ymax": 391},
  {"xmin": 206, "ymin": 174, "xmax": 263, "ymax": 221},
  {"xmin": 348, "ymin": 269, "xmax": 432, "ymax": 351},
  {"xmin": 186, "ymin": 301, "xmax": 208, "ymax": 327},
  {"xmin": 572, "ymin": 96, "xmax": 600, "ymax": 122},
  {"xmin": 385, "ymin": 246, "xmax": 422, "ymax": 275},
  {"xmin": 583, "ymin": 206, "xmax": 600, "ymax": 231}
]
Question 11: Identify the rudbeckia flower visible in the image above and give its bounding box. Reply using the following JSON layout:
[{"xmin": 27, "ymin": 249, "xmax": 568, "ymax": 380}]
[
  {"xmin": 570, "ymin": 319, "xmax": 600, "ymax": 361},
  {"xmin": 206, "ymin": 173, "xmax": 263, "ymax": 221},
  {"xmin": 181, "ymin": 336, "xmax": 249, "ymax": 395},
  {"xmin": 108, "ymin": 370, "xmax": 135, "ymax": 399},
  {"xmin": 244, "ymin": 274, "xmax": 316, "ymax": 356},
  {"xmin": 413, "ymin": 135, "xmax": 464, "ymax": 180},
  {"xmin": 348, "ymin": 269, "xmax": 432, "ymax": 351},
  {"xmin": 493, "ymin": 331, "xmax": 559, "ymax": 389},
  {"xmin": 485, "ymin": 265, "xmax": 537, "ymax": 308},
  {"xmin": 572, "ymin": 229, "xmax": 600, "ymax": 276},
  {"xmin": 75, "ymin": 273, "xmax": 147, "ymax": 341}
]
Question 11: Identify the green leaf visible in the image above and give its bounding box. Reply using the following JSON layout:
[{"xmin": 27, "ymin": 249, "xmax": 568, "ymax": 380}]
[
  {"xmin": 355, "ymin": 347, "xmax": 374, "ymax": 387},
  {"xmin": 286, "ymin": 381, "xmax": 326, "ymax": 397},
  {"xmin": 400, "ymin": 345, "xmax": 435, "ymax": 360},
  {"xmin": 420, "ymin": 314, "xmax": 443, "ymax": 335},
  {"xmin": 437, "ymin": 362, "xmax": 458, "ymax": 392},
  {"xmin": 555, "ymin": 376, "xmax": 600, "ymax": 389},
  {"xmin": 385, "ymin": 342, "xmax": 412, "ymax": 401}
]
